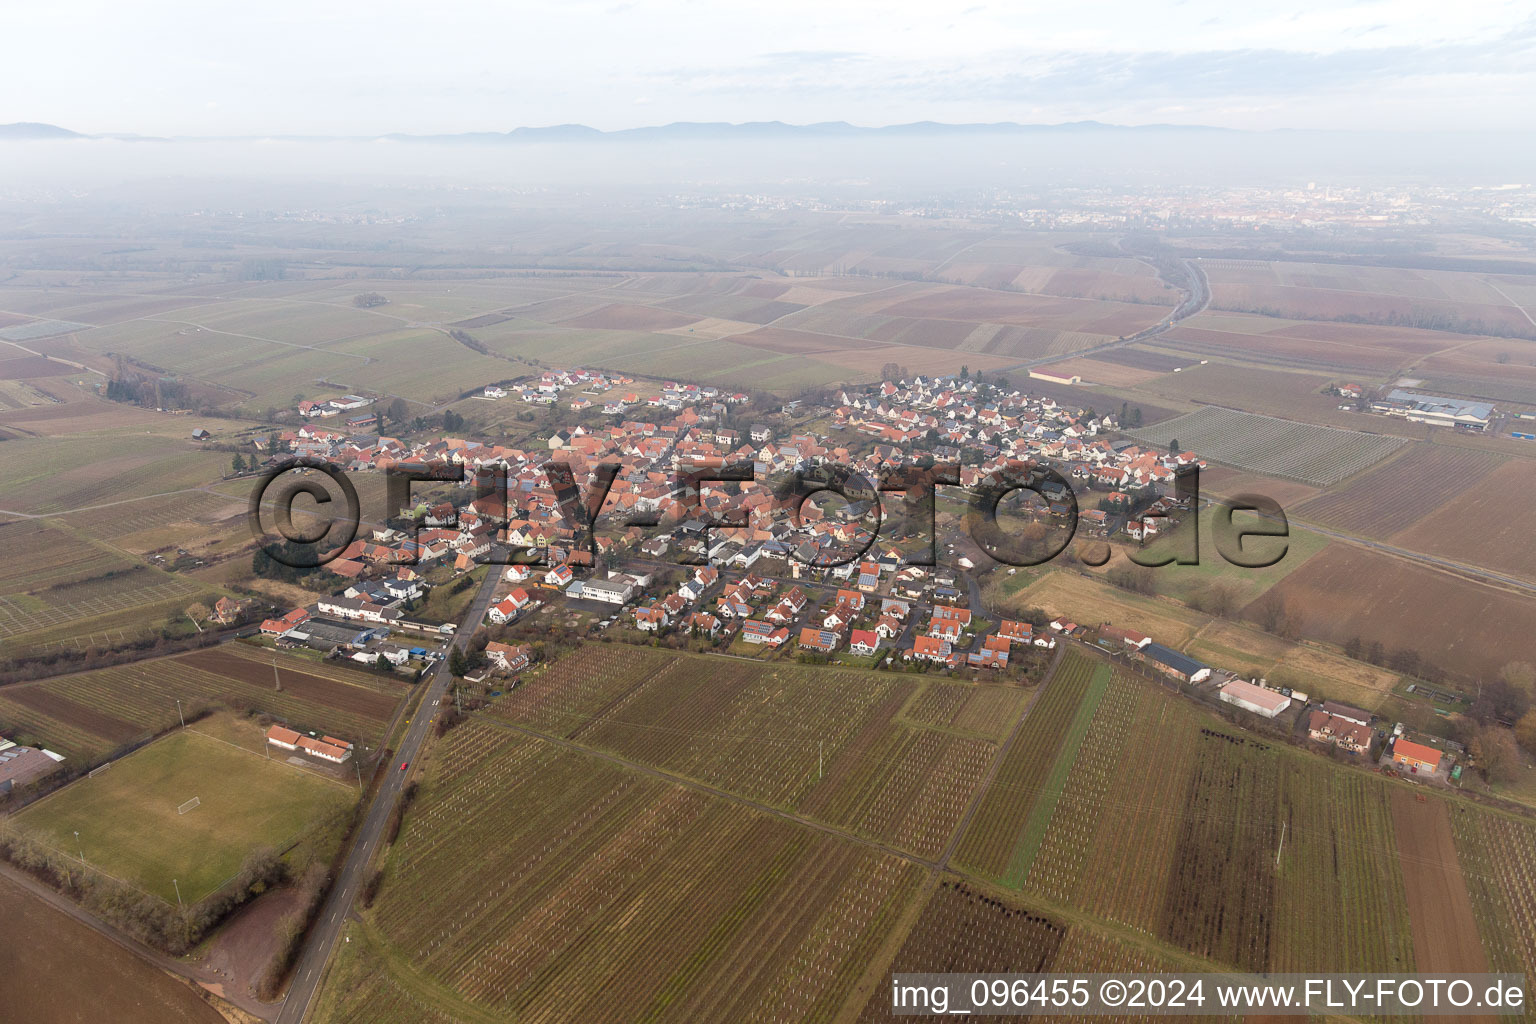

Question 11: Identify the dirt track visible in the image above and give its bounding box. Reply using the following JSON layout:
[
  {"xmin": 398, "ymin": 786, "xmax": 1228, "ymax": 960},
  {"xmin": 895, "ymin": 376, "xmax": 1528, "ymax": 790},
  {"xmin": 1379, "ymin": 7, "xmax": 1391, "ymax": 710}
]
[{"xmin": 1389, "ymin": 786, "xmax": 1490, "ymax": 974}]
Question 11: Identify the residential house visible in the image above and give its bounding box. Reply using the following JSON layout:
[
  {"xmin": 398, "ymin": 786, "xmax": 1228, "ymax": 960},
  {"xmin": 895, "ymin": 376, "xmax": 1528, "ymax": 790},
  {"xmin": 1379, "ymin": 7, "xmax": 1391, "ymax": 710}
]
[
  {"xmin": 485, "ymin": 641, "xmax": 532, "ymax": 673},
  {"xmin": 848, "ymin": 630, "xmax": 881, "ymax": 656}
]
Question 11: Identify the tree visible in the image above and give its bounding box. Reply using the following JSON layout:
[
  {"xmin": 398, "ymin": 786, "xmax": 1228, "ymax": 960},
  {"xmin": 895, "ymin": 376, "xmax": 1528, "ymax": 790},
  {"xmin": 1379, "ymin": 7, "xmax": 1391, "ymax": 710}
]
[
  {"xmin": 1471, "ymin": 727, "xmax": 1520, "ymax": 784},
  {"xmin": 386, "ymin": 398, "xmax": 409, "ymax": 427},
  {"xmin": 231, "ymin": 453, "xmax": 246, "ymax": 475},
  {"xmin": 1471, "ymin": 677, "xmax": 1531, "ymax": 726},
  {"xmin": 448, "ymin": 647, "xmax": 470, "ymax": 677},
  {"xmin": 1389, "ymin": 647, "xmax": 1422, "ymax": 677},
  {"xmin": 1193, "ymin": 581, "xmax": 1239, "ymax": 618},
  {"xmin": 442, "ymin": 410, "xmax": 465, "ymax": 432},
  {"xmin": 1500, "ymin": 661, "xmax": 1536, "ymax": 692},
  {"xmin": 1252, "ymin": 593, "xmax": 1294, "ymax": 637},
  {"xmin": 185, "ymin": 602, "xmax": 211, "ymax": 623},
  {"xmin": 353, "ymin": 291, "xmax": 388, "ymax": 308},
  {"xmin": 1167, "ymin": 438, "xmax": 1180, "ymax": 456},
  {"xmin": 1514, "ymin": 710, "xmax": 1536, "ymax": 758}
]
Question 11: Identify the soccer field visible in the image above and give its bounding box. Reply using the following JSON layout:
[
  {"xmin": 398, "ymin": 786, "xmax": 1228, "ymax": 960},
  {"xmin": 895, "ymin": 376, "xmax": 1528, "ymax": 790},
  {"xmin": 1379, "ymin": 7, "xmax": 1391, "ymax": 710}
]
[{"xmin": 17, "ymin": 729, "xmax": 355, "ymax": 904}]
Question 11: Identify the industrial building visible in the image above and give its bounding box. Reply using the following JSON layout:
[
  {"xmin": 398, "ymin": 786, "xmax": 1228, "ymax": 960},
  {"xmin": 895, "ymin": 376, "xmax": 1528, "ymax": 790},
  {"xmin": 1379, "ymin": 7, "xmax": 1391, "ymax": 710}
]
[{"xmin": 1373, "ymin": 390, "xmax": 1493, "ymax": 431}]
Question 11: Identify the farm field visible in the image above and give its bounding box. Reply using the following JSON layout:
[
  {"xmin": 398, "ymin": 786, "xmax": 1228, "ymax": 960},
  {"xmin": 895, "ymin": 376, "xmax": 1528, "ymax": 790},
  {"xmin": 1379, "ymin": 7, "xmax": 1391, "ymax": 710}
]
[
  {"xmin": 1450, "ymin": 804, "xmax": 1536, "ymax": 981},
  {"xmin": 1416, "ymin": 365, "xmax": 1536, "ymax": 406},
  {"xmin": 1093, "ymin": 345, "xmax": 1195, "ymax": 372},
  {"xmin": 0, "ymin": 519, "xmax": 136, "ymax": 593},
  {"xmin": 1388, "ymin": 458, "xmax": 1536, "ymax": 582},
  {"xmin": 474, "ymin": 321, "xmax": 863, "ymax": 391},
  {"xmin": 311, "ymin": 637, "xmax": 1536, "ymax": 1018},
  {"xmin": 0, "ymin": 385, "xmax": 179, "ymax": 437},
  {"xmin": 1128, "ymin": 406, "xmax": 1408, "ymax": 486},
  {"xmin": 1129, "ymin": 359, "xmax": 1425, "ymax": 432},
  {"xmin": 1158, "ymin": 308, "xmax": 1460, "ymax": 375},
  {"xmin": 0, "ymin": 874, "xmax": 225, "ymax": 1024},
  {"xmin": 958, "ymin": 660, "xmax": 1421, "ymax": 974},
  {"xmin": 990, "ymin": 570, "xmax": 1211, "ymax": 649},
  {"xmin": 0, "ymin": 431, "xmax": 229, "ymax": 516},
  {"xmin": 898, "ymin": 682, "xmax": 1028, "ymax": 744},
  {"xmin": 0, "ymin": 642, "xmax": 407, "ymax": 762},
  {"xmin": 952, "ymin": 651, "xmax": 1098, "ymax": 884},
  {"xmin": 1117, "ymin": 503, "xmax": 1332, "ymax": 608},
  {"xmin": 1197, "ymin": 465, "xmax": 1320, "ymax": 513},
  {"xmin": 1292, "ymin": 443, "xmax": 1507, "ymax": 538},
  {"xmin": 1388, "ymin": 788, "xmax": 1489, "ymax": 975},
  {"xmin": 1251, "ymin": 544, "xmax": 1536, "ymax": 682},
  {"xmin": 16, "ymin": 728, "xmax": 354, "ymax": 903},
  {"xmin": 853, "ymin": 879, "xmax": 1067, "ymax": 1022},
  {"xmin": 0, "ymin": 518, "xmax": 221, "ymax": 654},
  {"xmin": 873, "ymin": 285, "xmax": 1171, "ymax": 337},
  {"xmin": 23, "ymin": 267, "xmax": 1164, "ymax": 400},
  {"xmin": 1200, "ymin": 259, "xmax": 1536, "ymax": 337},
  {"xmin": 1183, "ymin": 619, "xmax": 1401, "ymax": 711},
  {"xmin": 0, "ymin": 377, "xmax": 58, "ymax": 408},
  {"xmin": 1031, "ymin": 356, "xmax": 1166, "ymax": 387},
  {"xmin": 326, "ymin": 720, "xmax": 926, "ymax": 1023},
  {"xmin": 62, "ymin": 488, "xmax": 248, "ymax": 552},
  {"xmin": 492, "ymin": 645, "xmax": 1006, "ymax": 858}
]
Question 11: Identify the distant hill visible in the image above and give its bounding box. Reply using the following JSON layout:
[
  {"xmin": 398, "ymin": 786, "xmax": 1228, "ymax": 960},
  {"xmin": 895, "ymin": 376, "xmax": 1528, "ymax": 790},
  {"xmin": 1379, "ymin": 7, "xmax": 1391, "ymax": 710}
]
[
  {"xmin": 460, "ymin": 120, "xmax": 1240, "ymax": 144},
  {"xmin": 0, "ymin": 122, "xmax": 84, "ymax": 140},
  {"xmin": 0, "ymin": 119, "xmax": 1239, "ymax": 144}
]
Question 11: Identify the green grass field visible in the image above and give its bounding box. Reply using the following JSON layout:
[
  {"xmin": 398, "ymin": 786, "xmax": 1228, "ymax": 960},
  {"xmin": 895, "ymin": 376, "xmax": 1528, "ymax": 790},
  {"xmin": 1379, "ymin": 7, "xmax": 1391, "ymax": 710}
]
[
  {"xmin": 18, "ymin": 729, "xmax": 354, "ymax": 903},
  {"xmin": 1128, "ymin": 503, "xmax": 1332, "ymax": 607}
]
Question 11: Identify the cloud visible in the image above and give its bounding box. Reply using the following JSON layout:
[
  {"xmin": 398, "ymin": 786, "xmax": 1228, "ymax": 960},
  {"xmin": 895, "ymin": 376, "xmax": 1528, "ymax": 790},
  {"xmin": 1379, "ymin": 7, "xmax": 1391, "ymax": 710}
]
[{"xmin": 644, "ymin": 21, "xmax": 1536, "ymax": 114}]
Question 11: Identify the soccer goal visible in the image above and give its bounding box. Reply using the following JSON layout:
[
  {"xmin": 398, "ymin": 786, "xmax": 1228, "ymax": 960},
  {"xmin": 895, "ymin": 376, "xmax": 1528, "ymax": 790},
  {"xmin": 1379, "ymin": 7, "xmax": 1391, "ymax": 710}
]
[
  {"xmin": 177, "ymin": 796, "xmax": 201, "ymax": 815},
  {"xmin": 87, "ymin": 761, "xmax": 113, "ymax": 779}
]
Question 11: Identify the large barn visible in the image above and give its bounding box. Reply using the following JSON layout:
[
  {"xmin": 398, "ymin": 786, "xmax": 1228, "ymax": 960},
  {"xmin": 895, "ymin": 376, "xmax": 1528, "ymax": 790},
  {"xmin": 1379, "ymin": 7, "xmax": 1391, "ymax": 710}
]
[
  {"xmin": 1218, "ymin": 679, "xmax": 1292, "ymax": 719},
  {"xmin": 1141, "ymin": 643, "xmax": 1211, "ymax": 683}
]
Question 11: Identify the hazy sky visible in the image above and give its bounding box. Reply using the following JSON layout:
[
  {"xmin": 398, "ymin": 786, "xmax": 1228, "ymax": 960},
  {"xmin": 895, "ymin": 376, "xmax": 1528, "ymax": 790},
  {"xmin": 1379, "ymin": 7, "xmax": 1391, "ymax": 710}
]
[{"xmin": 8, "ymin": 1, "xmax": 1535, "ymax": 135}]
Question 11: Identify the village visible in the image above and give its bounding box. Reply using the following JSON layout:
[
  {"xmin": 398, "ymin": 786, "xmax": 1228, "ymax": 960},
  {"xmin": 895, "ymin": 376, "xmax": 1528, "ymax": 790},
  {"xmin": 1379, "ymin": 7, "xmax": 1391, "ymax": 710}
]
[
  {"xmin": 235, "ymin": 365, "xmax": 1459, "ymax": 787},
  {"xmin": 247, "ymin": 368, "xmax": 1194, "ymax": 676}
]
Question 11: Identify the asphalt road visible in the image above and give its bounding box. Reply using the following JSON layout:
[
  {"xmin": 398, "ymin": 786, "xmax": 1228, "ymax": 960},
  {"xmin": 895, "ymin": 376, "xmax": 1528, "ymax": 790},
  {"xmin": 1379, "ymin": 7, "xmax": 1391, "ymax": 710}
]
[{"xmin": 274, "ymin": 566, "xmax": 504, "ymax": 1024}]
